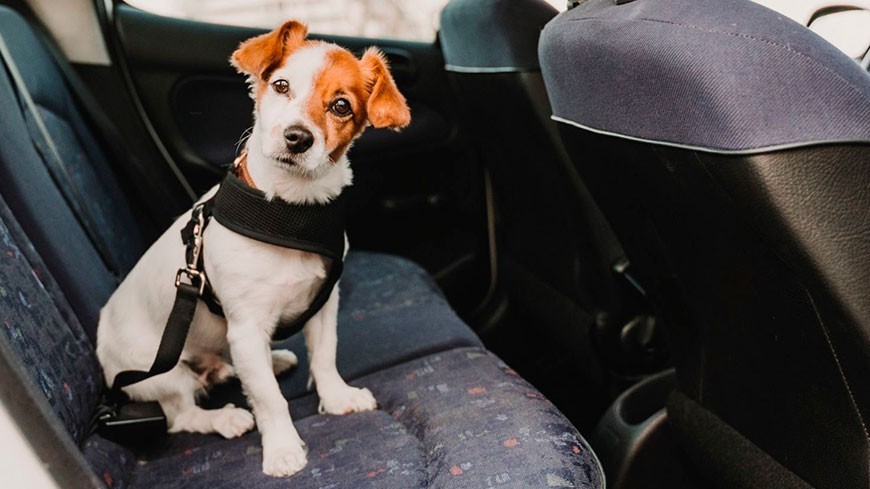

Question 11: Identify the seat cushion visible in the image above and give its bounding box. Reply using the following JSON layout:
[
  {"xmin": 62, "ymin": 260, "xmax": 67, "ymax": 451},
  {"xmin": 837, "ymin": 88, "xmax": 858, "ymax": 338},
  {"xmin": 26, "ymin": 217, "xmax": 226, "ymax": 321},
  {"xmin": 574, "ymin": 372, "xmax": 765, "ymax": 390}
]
[
  {"xmin": 101, "ymin": 348, "xmax": 603, "ymax": 489},
  {"xmin": 202, "ymin": 250, "xmax": 482, "ymax": 405}
]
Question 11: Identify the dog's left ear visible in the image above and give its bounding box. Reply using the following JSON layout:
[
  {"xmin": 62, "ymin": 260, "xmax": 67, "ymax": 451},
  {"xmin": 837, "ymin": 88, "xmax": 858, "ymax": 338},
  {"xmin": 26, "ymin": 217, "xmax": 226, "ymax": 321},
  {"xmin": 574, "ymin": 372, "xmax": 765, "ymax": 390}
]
[
  {"xmin": 361, "ymin": 48, "xmax": 411, "ymax": 130},
  {"xmin": 231, "ymin": 20, "xmax": 308, "ymax": 81}
]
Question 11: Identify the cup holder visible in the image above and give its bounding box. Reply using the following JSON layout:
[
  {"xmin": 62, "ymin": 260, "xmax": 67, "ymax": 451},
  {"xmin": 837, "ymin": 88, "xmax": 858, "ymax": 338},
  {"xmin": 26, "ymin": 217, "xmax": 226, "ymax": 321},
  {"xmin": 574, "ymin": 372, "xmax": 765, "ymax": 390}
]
[
  {"xmin": 617, "ymin": 369, "xmax": 677, "ymax": 425},
  {"xmin": 592, "ymin": 369, "xmax": 677, "ymax": 488}
]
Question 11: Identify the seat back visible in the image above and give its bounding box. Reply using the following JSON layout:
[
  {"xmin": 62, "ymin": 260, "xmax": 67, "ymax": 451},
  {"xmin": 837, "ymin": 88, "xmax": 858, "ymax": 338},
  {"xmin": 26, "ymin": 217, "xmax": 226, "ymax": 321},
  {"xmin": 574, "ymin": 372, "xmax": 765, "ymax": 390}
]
[
  {"xmin": 440, "ymin": 0, "xmax": 656, "ymax": 376},
  {"xmin": 0, "ymin": 7, "xmax": 149, "ymax": 340},
  {"xmin": 0, "ymin": 188, "xmax": 129, "ymax": 488},
  {"xmin": 540, "ymin": 1, "xmax": 870, "ymax": 488}
]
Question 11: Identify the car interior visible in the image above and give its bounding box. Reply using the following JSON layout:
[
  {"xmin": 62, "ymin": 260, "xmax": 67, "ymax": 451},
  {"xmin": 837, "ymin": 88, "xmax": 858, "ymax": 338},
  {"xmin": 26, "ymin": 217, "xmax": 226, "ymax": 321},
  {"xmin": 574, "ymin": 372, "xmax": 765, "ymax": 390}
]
[{"xmin": 0, "ymin": 0, "xmax": 867, "ymax": 488}]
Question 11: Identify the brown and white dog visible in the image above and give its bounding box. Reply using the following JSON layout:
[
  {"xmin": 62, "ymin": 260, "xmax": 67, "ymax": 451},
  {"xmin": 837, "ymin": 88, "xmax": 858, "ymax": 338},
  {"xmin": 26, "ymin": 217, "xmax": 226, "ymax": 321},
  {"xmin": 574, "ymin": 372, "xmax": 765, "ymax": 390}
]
[{"xmin": 96, "ymin": 21, "xmax": 410, "ymax": 477}]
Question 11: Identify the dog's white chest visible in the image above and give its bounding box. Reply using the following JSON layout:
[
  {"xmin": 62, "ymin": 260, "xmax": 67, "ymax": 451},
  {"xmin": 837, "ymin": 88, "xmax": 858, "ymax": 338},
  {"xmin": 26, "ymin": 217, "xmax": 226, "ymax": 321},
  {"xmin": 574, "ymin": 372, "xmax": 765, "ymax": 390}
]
[{"xmin": 202, "ymin": 221, "xmax": 327, "ymax": 321}]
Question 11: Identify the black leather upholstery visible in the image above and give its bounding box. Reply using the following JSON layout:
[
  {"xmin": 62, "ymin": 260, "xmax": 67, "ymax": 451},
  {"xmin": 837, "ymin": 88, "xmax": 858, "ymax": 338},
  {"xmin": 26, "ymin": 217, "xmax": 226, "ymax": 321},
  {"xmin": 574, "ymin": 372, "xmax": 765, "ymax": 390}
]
[
  {"xmin": 450, "ymin": 72, "xmax": 623, "ymax": 307},
  {"xmin": 557, "ymin": 126, "xmax": 870, "ymax": 489},
  {"xmin": 541, "ymin": 0, "xmax": 870, "ymax": 485}
]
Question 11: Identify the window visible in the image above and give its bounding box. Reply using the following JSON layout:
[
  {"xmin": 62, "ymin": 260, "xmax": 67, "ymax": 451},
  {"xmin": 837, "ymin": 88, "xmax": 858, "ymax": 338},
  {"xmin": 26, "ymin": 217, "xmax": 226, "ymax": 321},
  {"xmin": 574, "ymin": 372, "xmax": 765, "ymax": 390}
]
[{"xmin": 125, "ymin": 0, "xmax": 567, "ymax": 42}]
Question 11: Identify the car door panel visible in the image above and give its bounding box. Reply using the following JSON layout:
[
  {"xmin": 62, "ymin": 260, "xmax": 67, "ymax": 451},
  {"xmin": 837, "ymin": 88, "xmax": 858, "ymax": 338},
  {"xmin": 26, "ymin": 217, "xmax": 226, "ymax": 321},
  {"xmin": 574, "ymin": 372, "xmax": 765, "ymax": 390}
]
[{"xmin": 104, "ymin": 3, "xmax": 490, "ymax": 313}]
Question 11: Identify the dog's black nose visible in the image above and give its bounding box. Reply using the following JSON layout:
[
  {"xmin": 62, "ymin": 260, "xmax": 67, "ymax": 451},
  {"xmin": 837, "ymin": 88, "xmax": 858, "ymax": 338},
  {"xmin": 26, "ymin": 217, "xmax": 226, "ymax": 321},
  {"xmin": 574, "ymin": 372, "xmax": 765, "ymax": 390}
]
[{"xmin": 284, "ymin": 125, "xmax": 314, "ymax": 154}]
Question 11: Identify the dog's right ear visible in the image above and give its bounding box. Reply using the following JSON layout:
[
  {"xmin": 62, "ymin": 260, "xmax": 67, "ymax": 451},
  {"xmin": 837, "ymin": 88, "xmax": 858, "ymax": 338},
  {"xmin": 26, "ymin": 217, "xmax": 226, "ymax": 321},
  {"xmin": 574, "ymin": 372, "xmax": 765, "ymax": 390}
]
[
  {"xmin": 361, "ymin": 47, "xmax": 411, "ymax": 130},
  {"xmin": 231, "ymin": 21, "xmax": 308, "ymax": 81}
]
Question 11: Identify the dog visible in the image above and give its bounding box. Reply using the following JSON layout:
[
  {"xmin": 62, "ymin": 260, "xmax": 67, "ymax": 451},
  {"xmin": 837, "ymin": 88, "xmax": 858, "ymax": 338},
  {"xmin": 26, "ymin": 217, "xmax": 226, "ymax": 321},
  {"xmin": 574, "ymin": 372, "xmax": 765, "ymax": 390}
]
[{"xmin": 96, "ymin": 20, "xmax": 410, "ymax": 477}]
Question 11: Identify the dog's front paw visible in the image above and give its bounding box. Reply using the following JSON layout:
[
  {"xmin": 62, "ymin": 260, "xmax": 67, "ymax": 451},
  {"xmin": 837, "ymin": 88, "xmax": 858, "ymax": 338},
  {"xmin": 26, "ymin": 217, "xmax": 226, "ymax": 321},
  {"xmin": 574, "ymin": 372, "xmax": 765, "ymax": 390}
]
[
  {"xmin": 212, "ymin": 404, "xmax": 255, "ymax": 439},
  {"xmin": 262, "ymin": 441, "xmax": 308, "ymax": 477},
  {"xmin": 271, "ymin": 349, "xmax": 299, "ymax": 376},
  {"xmin": 318, "ymin": 385, "xmax": 377, "ymax": 415}
]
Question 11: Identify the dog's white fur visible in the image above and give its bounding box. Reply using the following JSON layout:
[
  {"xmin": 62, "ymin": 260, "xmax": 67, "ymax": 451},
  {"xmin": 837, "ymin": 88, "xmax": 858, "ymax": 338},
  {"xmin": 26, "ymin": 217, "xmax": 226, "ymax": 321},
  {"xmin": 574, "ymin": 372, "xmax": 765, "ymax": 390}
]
[{"xmin": 97, "ymin": 26, "xmax": 408, "ymax": 477}]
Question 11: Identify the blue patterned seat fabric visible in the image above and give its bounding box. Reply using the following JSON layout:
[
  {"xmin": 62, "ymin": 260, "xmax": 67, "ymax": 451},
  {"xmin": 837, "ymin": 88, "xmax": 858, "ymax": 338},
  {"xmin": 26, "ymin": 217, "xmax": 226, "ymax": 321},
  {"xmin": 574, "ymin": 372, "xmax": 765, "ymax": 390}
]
[
  {"xmin": 0, "ymin": 196, "xmax": 604, "ymax": 488},
  {"xmin": 0, "ymin": 5, "xmax": 604, "ymax": 489},
  {"xmin": 88, "ymin": 348, "xmax": 603, "ymax": 489}
]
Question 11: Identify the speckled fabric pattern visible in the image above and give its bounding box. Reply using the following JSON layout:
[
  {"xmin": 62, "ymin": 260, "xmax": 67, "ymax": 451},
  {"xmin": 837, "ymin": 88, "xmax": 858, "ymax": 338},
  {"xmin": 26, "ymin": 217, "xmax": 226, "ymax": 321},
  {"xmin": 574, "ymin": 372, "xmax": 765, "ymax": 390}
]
[
  {"xmin": 339, "ymin": 250, "xmax": 447, "ymax": 319},
  {"xmin": 130, "ymin": 410, "xmax": 428, "ymax": 489},
  {"xmin": 0, "ymin": 203, "xmax": 601, "ymax": 489},
  {"xmin": 0, "ymin": 199, "xmax": 102, "ymax": 444},
  {"xmin": 83, "ymin": 436, "xmax": 137, "ymax": 489},
  {"xmin": 125, "ymin": 348, "xmax": 603, "ymax": 489},
  {"xmin": 370, "ymin": 348, "xmax": 603, "ymax": 488}
]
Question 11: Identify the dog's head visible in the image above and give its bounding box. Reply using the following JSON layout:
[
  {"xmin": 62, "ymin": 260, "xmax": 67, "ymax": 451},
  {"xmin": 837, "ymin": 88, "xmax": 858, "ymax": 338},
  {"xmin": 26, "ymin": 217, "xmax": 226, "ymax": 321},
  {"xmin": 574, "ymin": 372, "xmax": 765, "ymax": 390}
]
[{"xmin": 232, "ymin": 21, "xmax": 410, "ymax": 176}]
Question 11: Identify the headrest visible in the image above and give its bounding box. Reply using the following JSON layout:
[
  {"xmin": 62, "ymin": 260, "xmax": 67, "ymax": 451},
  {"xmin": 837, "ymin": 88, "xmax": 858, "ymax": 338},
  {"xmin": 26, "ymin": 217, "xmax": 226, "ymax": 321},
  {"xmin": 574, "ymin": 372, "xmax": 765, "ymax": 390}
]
[
  {"xmin": 441, "ymin": 0, "xmax": 557, "ymax": 72},
  {"xmin": 540, "ymin": 0, "xmax": 870, "ymax": 153}
]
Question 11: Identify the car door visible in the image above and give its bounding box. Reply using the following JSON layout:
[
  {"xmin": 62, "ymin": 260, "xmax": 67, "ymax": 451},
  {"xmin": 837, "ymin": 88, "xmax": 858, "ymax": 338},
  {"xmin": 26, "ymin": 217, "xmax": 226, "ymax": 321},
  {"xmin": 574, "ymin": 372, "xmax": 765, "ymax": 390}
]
[{"xmin": 92, "ymin": 0, "xmax": 491, "ymax": 314}]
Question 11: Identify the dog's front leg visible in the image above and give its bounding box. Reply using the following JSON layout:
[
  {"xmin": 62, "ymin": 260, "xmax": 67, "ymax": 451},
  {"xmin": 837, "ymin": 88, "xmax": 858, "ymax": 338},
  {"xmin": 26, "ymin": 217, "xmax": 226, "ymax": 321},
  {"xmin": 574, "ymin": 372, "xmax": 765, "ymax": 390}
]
[
  {"xmin": 305, "ymin": 285, "xmax": 377, "ymax": 415},
  {"xmin": 227, "ymin": 322, "xmax": 307, "ymax": 477}
]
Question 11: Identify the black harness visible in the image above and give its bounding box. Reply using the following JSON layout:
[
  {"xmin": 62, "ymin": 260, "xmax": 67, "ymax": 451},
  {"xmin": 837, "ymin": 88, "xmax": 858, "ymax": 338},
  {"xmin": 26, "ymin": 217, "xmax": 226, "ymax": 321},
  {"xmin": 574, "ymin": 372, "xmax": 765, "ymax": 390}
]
[
  {"xmin": 96, "ymin": 167, "xmax": 345, "ymax": 443},
  {"xmin": 188, "ymin": 171, "xmax": 346, "ymax": 336}
]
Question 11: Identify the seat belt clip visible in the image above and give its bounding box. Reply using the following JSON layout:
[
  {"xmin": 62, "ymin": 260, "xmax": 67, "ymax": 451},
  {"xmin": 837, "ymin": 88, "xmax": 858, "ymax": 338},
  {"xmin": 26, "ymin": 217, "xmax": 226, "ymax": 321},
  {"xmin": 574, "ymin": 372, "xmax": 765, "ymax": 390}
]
[{"xmin": 96, "ymin": 401, "xmax": 168, "ymax": 446}]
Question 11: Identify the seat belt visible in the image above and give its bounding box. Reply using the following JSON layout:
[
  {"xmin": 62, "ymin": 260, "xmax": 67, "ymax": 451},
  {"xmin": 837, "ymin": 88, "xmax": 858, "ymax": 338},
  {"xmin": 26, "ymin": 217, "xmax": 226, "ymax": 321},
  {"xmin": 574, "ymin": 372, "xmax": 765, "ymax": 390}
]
[
  {"xmin": 29, "ymin": 21, "xmax": 197, "ymax": 216},
  {"xmin": 0, "ymin": 35, "xmax": 122, "ymax": 282},
  {"xmin": 94, "ymin": 202, "xmax": 209, "ymax": 446}
]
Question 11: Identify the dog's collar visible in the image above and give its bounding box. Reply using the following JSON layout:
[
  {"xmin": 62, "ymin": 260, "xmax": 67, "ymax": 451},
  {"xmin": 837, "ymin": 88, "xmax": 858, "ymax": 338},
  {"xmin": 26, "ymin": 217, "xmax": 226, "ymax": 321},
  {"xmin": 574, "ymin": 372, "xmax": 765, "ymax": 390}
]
[{"xmin": 232, "ymin": 149, "xmax": 256, "ymax": 188}]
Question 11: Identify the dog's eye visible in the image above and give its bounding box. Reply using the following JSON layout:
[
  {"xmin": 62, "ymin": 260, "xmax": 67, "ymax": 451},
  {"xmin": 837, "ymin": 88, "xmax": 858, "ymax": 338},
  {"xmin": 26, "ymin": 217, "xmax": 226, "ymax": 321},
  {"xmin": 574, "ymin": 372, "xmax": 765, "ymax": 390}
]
[
  {"xmin": 329, "ymin": 98, "xmax": 352, "ymax": 117},
  {"xmin": 272, "ymin": 79, "xmax": 290, "ymax": 94}
]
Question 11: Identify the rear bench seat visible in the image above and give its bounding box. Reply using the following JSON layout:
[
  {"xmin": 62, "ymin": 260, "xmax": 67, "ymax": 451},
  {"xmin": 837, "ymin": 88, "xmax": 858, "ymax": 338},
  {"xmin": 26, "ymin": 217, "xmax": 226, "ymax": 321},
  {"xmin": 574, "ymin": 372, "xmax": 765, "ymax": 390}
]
[{"xmin": 0, "ymin": 6, "xmax": 604, "ymax": 488}]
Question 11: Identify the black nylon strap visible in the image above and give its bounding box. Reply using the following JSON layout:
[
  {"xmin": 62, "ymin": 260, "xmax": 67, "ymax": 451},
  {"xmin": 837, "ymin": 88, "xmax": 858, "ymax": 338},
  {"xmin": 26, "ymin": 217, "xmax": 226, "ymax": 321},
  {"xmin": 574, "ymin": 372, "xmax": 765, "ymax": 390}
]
[
  {"xmin": 274, "ymin": 258, "xmax": 343, "ymax": 339},
  {"xmin": 110, "ymin": 283, "xmax": 200, "ymax": 395},
  {"xmin": 211, "ymin": 172, "xmax": 346, "ymax": 260}
]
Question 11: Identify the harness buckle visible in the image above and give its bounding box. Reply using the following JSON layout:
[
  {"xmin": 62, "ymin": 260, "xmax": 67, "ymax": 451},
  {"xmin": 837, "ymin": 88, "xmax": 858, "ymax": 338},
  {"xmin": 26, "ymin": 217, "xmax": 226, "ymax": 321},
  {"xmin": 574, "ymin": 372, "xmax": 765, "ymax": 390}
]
[
  {"xmin": 175, "ymin": 267, "xmax": 206, "ymax": 296},
  {"xmin": 185, "ymin": 207, "xmax": 205, "ymax": 267},
  {"xmin": 187, "ymin": 231, "xmax": 203, "ymax": 269}
]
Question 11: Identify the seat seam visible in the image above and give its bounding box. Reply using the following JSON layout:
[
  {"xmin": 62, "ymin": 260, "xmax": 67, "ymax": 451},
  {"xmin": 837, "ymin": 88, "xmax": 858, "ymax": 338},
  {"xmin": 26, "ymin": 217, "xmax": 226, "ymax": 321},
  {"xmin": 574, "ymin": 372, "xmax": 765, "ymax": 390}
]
[
  {"xmin": 805, "ymin": 288, "xmax": 870, "ymax": 483},
  {"xmin": 695, "ymin": 148, "xmax": 870, "ymax": 459}
]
